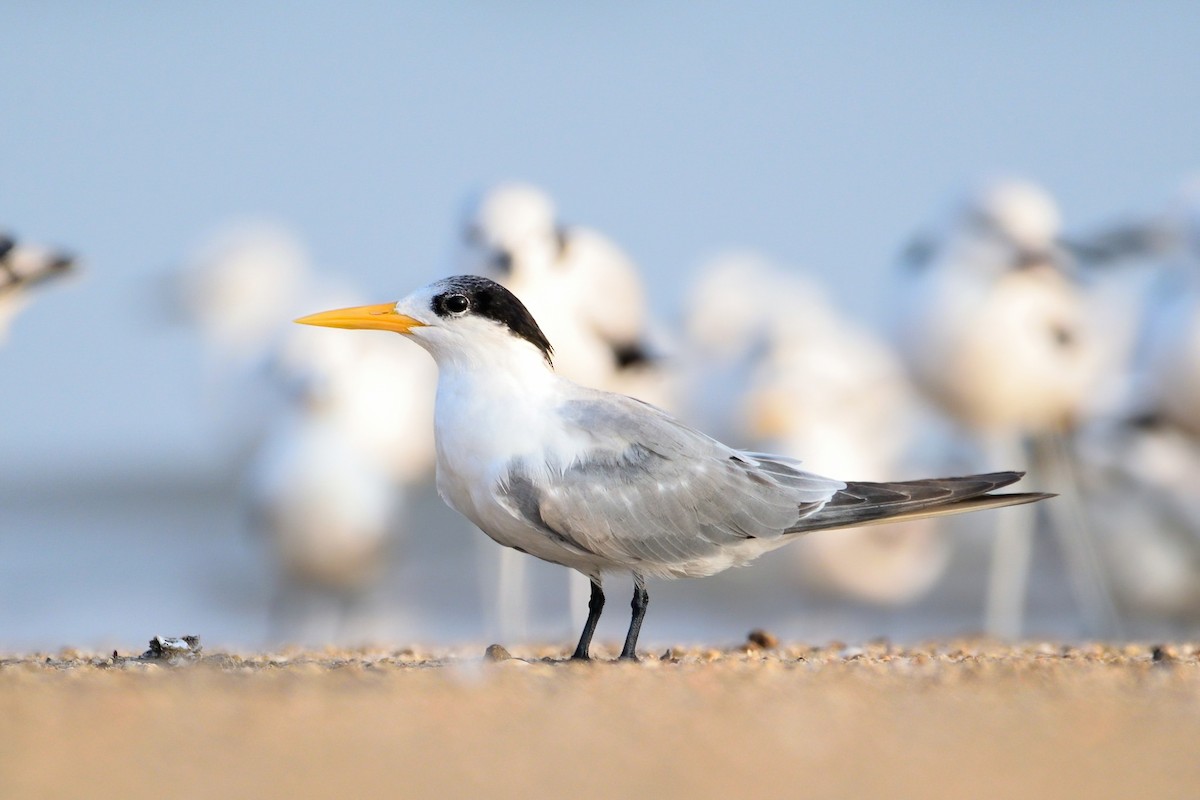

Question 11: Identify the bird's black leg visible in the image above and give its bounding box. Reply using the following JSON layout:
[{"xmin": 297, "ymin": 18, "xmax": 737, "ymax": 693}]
[
  {"xmin": 619, "ymin": 574, "xmax": 649, "ymax": 661},
  {"xmin": 570, "ymin": 577, "xmax": 605, "ymax": 661}
]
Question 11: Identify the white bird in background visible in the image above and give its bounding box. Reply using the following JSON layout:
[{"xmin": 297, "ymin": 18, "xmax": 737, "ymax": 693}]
[
  {"xmin": 0, "ymin": 231, "xmax": 75, "ymax": 345},
  {"xmin": 679, "ymin": 254, "xmax": 785, "ymax": 441},
  {"xmin": 253, "ymin": 315, "xmax": 437, "ymax": 642},
  {"xmin": 895, "ymin": 180, "xmax": 1110, "ymax": 434},
  {"xmin": 686, "ymin": 254, "xmax": 952, "ymax": 606},
  {"xmin": 1076, "ymin": 416, "xmax": 1200, "ymax": 625},
  {"xmin": 1140, "ymin": 183, "xmax": 1200, "ymax": 440},
  {"xmin": 247, "ymin": 321, "xmax": 410, "ymax": 642},
  {"xmin": 460, "ymin": 183, "xmax": 676, "ymax": 638},
  {"xmin": 892, "ymin": 177, "xmax": 1119, "ymax": 637},
  {"xmin": 176, "ymin": 223, "xmax": 437, "ymax": 641},
  {"xmin": 1069, "ymin": 179, "xmax": 1200, "ymax": 623},
  {"xmin": 296, "ymin": 275, "xmax": 1048, "ymax": 660},
  {"xmin": 461, "ymin": 183, "xmax": 674, "ymax": 408},
  {"xmin": 174, "ymin": 222, "xmax": 438, "ymax": 480},
  {"xmin": 173, "ymin": 223, "xmax": 316, "ymax": 462}
]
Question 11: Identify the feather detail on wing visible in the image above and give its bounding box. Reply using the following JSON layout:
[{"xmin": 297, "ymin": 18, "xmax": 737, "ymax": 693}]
[
  {"xmin": 493, "ymin": 394, "xmax": 846, "ymax": 571},
  {"xmin": 789, "ymin": 471, "xmax": 1052, "ymax": 534}
]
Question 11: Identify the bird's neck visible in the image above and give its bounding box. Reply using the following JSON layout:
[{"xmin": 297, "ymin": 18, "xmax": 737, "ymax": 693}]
[
  {"xmin": 431, "ymin": 346, "xmax": 578, "ymax": 476},
  {"xmin": 434, "ymin": 344, "xmax": 562, "ymax": 416}
]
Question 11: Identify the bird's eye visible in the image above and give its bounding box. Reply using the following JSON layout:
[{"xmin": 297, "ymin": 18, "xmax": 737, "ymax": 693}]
[{"xmin": 445, "ymin": 294, "xmax": 470, "ymax": 314}]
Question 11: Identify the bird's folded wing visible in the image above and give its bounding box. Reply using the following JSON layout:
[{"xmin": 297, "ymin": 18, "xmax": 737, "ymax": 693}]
[{"xmin": 496, "ymin": 394, "xmax": 845, "ymax": 568}]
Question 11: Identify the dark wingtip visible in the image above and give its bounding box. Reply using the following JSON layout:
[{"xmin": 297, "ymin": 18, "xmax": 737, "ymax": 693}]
[
  {"xmin": 985, "ymin": 491, "xmax": 1056, "ymax": 505},
  {"xmin": 950, "ymin": 470, "xmax": 1026, "ymax": 490}
]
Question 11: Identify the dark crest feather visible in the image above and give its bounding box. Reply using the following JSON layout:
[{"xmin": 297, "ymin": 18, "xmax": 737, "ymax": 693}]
[{"xmin": 432, "ymin": 275, "xmax": 554, "ymax": 364}]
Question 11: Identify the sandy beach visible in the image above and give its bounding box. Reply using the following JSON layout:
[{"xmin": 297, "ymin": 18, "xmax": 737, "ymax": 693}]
[{"xmin": 2, "ymin": 638, "xmax": 1197, "ymax": 799}]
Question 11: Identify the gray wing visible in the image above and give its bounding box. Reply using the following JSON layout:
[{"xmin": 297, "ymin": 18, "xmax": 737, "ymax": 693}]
[{"xmin": 495, "ymin": 394, "xmax": 845, "ymax": 572}]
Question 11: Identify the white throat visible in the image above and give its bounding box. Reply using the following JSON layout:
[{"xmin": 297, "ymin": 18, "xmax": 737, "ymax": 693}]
[{"xmin": 424, "ymin": 330, "xmax": 573, "ymax": 467}]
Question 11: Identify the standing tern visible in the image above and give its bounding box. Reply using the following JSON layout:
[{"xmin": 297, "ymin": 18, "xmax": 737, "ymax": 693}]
[
  {"xmin": 176, "ymin": 224, "xmax": 437, "ymax": 639},
  {"xmin": 461, "ymin": 183, "xmax": 677, "ymax": 636},
  {"xmin": 298, "ymin": 275, "xmax": 1049, "ymax": 660},
  {"xmin": 248, "ymin": 374, "xmax": 401, "ymax": 641},
  {"xmin": 1069, "ymin": 180, "xmax": 1200, "ymax": 623},
  {"xmin": 893, "ymin": 178, "xmax": 1118, "ymax": 638},
  {"xmin": 462, "ymin": 183, "xmax": 674, "ymax": 408}
]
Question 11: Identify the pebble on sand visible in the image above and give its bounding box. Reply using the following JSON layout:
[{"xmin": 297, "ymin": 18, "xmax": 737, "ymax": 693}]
[
  {"xmin": 746, "ymin": 629, "xmax": 780, "ymax": 650},
  {"xmin": 484, "ymin": 644, "xmax": 513, "ymax": 662}
]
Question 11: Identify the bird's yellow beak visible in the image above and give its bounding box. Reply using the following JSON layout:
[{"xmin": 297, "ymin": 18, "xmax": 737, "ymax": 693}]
[{"xmin": 294, "ymin": 303, "xmax": 427, "ymax": 334}]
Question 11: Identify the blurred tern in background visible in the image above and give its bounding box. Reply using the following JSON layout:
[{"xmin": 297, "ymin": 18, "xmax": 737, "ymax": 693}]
[
  {"xmin": 173, "ymin": 224, "xmax": 316, "ymax": 461},
  {"xmin": 461, "ymin": 184, "xmax": 677, "ymax": 638},
  {"xmin": 1139, "ymin": 183, "xmax": 1200, "ymax": 440},
  {"xmin": 680, "ymin": 254, "xmax": 785, "ymax": 441},
  {"xmin": 297, "ymin": 275, "xmax": 1049, "ymax": 660},
  {"xmin": 1077, "ymin": 415, "xmax": 1200, "ymax": 626},
  {"xmin": 686, "ymin": 254, "xmax": 952, "ymax": 606},
  {"xmin": 252, "ymin": 310, "xmax": 436, "ymax": 642},
  {"xmin": 0, "ymin": 231, "xmax": 76, "ymax": 345},
  {"xmin": 176, "ymin": 224, "xmax": 437, "ymax": 640},
  {"xmin": 893, "ymin": 178, "xmax": 1119, "ymax": 638},
  {"xmin": 462, "ymin": 183, "xmax": 674, "ymax": 408},
  {"xmin": 247, "ymin": 308, "xmax": 414, "ymax": 641},
  {"xmin": 1071, "ymin": 179, "xmax": 1200, "ymax": 624}
]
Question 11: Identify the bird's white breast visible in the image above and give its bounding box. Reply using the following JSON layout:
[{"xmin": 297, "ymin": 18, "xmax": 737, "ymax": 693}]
[{"xmin": 431, "ymin": 362, "xmax": 592, "ymax": 549}]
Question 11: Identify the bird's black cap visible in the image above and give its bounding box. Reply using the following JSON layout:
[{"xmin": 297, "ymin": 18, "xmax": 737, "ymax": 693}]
[{"xmin": 431, "ymin": 275, "xmax": 554, "ymax": 364}]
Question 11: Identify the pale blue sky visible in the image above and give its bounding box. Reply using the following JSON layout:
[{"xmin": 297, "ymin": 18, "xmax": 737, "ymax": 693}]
[{"xmin": 2, "ymin": 3, "xmax": 1198, "ymax": 477}]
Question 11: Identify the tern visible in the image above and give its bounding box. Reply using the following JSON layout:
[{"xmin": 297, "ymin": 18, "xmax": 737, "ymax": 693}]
[
  {"xmin": 462, "ymin": 183, "xmax": 677, "ymax": 636},
  {"xmin": 298, "ymin": 275, "xmax": 1050, "ymax": 660},
  {"xmin": 176, "ymin": 224, "xmax": 437, "ymax": 639},
  {"xmin": 462, "ymin": 183, "xmax": 674, "ymax": 408},
  {"xmin": 1069, "ymin": 180, "xmax": 1200, "ymax": 621},
  {"xmin": 893, "ymin": 178, "xmax": 1120, "ymax": 638}
]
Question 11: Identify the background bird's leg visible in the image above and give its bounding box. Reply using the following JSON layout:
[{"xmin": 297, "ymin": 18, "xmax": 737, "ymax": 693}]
[
  {"xmin": 492, "ymin": 546, "xmax": 530, "ymax": 642},
  {"xmin": 571, "ymin": 576, "xmax": 605, "ymax": 661},
  {"xmin": 1031, "ymin": 429, "xmax": 1121, "ymax": 638},
  {"xmin": 984, "ymin": 434, "xmax": 1034, "ymax": 639},
  {"xmin": 268, "ymin": 579, "xmax": 299, "ymax": 645},
  {"xmin": 619, "ymin": 574, "xmax": 649, "ymax": 661}
]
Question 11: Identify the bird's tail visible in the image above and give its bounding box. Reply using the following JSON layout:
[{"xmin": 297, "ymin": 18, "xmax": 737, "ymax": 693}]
[{"xmin": 793, "ymin": 471, "xmax": 1052, "ymax": 534}]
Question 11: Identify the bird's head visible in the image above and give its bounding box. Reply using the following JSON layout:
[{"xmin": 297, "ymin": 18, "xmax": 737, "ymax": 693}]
[
  {"xmin": 295, "ymin": 275, "xmax": 554, "ymax": 371},
  {"xmin": 461, "ymin": 183, "xmax": 560, "ymax": 279},
  {"xmin": 963, "ymin": 178, "xmax": 1062, "ymax": 251}
]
